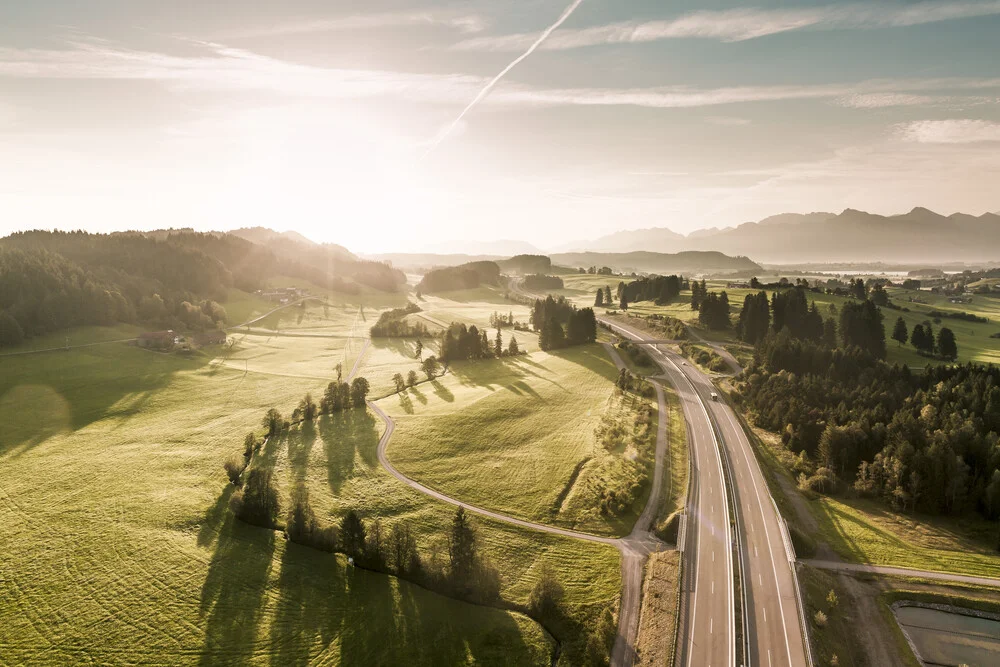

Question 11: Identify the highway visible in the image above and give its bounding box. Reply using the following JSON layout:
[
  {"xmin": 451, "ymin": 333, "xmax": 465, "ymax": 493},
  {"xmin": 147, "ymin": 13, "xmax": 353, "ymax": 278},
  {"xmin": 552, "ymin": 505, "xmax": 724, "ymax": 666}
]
[
  {"xmin": 602, "ymin": 317, "xmax": 735, "ymax": 667},
  {"xmin": 603, "ymin": 316, "xmax": 811, "ymax": 667}
]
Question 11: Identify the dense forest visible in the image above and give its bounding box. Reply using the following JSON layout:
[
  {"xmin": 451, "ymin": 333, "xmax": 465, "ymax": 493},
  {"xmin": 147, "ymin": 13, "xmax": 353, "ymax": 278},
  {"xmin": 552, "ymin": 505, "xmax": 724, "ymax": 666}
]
[
  {"xmin": 736, "ymin": 327, "xmax": 1000, "ymax": 521},
  {"xmin": 417, "ymin": 261, "xmax": 501, "ymax": 293},
  {"xmin": 0, "ymin": 229, "xmax": 405, "ymax": 344}
]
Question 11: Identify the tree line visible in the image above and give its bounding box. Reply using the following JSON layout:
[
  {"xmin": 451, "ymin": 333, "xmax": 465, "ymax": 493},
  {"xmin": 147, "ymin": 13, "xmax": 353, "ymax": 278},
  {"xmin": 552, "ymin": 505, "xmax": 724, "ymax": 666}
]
[{"xmin": 439, "ymin": 322, "xmax": 521, "ymax": 363}]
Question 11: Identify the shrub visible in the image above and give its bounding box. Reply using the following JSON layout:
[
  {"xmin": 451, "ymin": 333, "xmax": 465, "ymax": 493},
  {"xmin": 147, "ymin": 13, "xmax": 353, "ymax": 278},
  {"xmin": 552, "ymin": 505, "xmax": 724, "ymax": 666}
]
[
  {"xmin": 528, "ymin": 562, "xmax": 565, "ymax": 620},
  {"xmin": 826, "ymin": 589, "xmax": 839, "ymax": 608},
  {"xmin": 223, "ymin": 454, "xmax": 246, "ymax": 486},
  {"xmin": 242, "ymin": 433, "xmax": 257, "ymax": 460},
  {"xmin": 814, "ymin": 610, "xmax": 827, "ymax": 628}
]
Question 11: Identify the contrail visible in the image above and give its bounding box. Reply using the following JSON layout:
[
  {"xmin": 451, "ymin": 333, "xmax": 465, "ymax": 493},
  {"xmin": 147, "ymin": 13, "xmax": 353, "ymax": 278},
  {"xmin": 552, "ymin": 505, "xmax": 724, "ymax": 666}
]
[{"xmin": 423, "ymin": 0, "xmax": 585, "ymax": 157}]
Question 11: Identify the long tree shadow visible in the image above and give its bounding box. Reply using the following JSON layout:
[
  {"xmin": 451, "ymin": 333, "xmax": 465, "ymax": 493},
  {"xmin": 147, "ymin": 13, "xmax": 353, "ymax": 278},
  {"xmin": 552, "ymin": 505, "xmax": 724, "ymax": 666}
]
[
  {"xmin": 268, "ymin": 543, "xmax": 345, "ymax": 666},
  {"xmin": 198, "ymin": 515, "xmax": 276, "ymax": 666},
  {"xmin": 430, "ymin": 380, "xmax": 455, "ymax": 403},
  {"xmin": 319, "ymin": 414, "xmax": 356, "ymax": 494},
  {"xmin": 286, "ymin": 422, "xmax": 317, "ymax": 486}
]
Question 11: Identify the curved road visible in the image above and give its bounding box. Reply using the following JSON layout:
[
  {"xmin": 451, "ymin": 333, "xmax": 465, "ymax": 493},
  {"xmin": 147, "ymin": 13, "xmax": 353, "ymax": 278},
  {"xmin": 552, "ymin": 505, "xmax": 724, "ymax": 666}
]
[{"xmin": 367, "ymin": 343, "xmax": 672, "ymax": 667}]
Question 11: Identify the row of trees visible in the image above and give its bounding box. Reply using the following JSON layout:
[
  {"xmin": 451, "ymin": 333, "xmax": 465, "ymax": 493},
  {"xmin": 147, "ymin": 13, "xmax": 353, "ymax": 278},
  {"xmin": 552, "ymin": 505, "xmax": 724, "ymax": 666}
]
[
  {"xmin": 891, "ymin": 317, "xmax": 959, "ymax": 360},
  {"xmin": 738, "ymin": 333, "xmax": 1000, "ymax": 520},
  {"xmin": 594, "ymin": 286, "xmax": 613, "ymax": 308},
  {"xmin": 439, "ymin": 323, "xmax": 521, "ymax": 362}
]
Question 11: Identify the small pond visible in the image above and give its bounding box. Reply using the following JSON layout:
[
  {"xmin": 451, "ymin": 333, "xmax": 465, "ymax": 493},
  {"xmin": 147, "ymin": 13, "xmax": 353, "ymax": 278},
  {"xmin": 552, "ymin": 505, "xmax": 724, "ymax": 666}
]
[{"xmin": 894, "ymin": 604, "xmax": 1000, "ymax": 667}]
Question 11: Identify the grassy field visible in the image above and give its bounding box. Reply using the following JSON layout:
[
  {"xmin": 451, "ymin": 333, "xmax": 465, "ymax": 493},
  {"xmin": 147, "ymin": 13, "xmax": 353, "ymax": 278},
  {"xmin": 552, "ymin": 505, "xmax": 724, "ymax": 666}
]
[
  {"xmin": 0, "ymin": 304, "xmax": 624, "ymax": 664},
  {"xmin": 382, "ymin": 344, "xmax": 655, "ymax": 536},
  {"xmin": 260, "ymin": 405, "xmax": 623, "ymax": 654},
  {"xmin": 215, "ymin": 332, "xmax": 358, "ymax": 382}
]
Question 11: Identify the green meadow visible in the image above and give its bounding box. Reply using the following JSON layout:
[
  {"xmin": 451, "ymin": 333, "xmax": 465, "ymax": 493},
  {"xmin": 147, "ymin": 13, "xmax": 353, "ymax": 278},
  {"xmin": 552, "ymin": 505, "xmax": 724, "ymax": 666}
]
[
  {"xmin": 0, "ymin": 290, "xmax": 626, "ymax": 665},
  {"xmin": 382, "ymin": 344, "xmax": 654, "ymax": 537}
]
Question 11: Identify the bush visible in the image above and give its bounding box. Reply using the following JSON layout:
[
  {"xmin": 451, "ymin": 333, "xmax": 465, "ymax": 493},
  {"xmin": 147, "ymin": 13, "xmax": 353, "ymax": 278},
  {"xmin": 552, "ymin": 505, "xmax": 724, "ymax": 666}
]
[
  {"xmin": 223, "ymin": 454, "xmax": 247, "ymax": 486},
  {"xmin": 528, "ymin": 562, "xmax": 565, "ymax": 620},
  {"xmin": 242, "ymin": 433, "xmax": 257, "ymax": 460},
  {"xmin": 814, "ymin": 610, "xmax": 828, "ymax": 627},
  {"xmin": 655, "ymin": 510, "xmax": 681, "ymax": 544}
]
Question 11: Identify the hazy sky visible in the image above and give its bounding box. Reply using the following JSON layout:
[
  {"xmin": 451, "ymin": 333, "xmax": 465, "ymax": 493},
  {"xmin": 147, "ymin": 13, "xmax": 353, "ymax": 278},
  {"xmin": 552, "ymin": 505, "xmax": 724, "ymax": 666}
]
[{"xmin": 2, "ymin": 1, "xmax": 999, "ymax": 252}]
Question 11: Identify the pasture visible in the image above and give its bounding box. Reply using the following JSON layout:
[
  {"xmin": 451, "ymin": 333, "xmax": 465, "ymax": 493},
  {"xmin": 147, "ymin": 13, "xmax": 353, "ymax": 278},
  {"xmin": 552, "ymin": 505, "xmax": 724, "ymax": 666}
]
[
  {"xmin": 0, "ymin": 293, "xmax": 626, "ymax": 664},
  {"xmin": 381, "ymin": 344, "xmax": 654, "ymax": 536}
]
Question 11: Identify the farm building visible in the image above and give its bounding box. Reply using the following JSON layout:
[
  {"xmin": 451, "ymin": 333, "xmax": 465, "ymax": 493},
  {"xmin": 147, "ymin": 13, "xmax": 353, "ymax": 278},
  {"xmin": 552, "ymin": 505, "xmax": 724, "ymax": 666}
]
[{"xmin": 137, "ymin": 330, "xmax": 177, "ymax": 350}]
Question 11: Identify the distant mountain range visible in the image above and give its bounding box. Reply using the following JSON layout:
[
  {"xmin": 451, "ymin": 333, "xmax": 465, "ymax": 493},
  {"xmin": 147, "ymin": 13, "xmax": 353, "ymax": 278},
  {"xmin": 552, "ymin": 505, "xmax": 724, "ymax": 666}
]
[{"xmin": 561, "ymin": 208, "xmax": 1000, "ymax": 264}]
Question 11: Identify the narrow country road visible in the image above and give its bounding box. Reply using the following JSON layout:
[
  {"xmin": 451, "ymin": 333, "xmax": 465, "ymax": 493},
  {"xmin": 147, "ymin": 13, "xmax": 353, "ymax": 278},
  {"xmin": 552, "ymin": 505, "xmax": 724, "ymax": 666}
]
[
  {"xmin": 367, "ymin": 340, "xmax": 672, "ymax": 667},
  {"xmin": 802, "ymin": 560, "xmax": 1000, "ymax": 588}
]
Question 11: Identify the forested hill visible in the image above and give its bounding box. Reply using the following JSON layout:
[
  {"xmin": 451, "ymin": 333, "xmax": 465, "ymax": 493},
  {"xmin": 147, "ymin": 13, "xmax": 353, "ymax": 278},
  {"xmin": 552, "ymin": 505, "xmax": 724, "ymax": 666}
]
[
  {"xmin": 549, "ymin": 250, "xmax": 761, "ymax": 275},
  {"xmin": 417, "ymin": 261, "xmax": 501, "ymax": 293},
  {"xmin": 0, "ymin": 229, "xmax": 404, "ymax": 345}
]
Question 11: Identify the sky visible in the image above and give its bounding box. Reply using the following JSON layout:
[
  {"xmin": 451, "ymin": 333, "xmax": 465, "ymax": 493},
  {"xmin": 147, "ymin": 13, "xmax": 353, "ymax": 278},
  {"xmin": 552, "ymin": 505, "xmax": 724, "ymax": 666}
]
[{"xmin": 1, "ymin": 0, "xmax": 999, "ymax": 252}]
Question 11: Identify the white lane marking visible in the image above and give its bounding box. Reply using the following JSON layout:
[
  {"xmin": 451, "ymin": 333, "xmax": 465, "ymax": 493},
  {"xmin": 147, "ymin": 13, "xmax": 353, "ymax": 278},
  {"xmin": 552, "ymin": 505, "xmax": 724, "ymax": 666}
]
[
  {"xmin": 710, "ymin": 618, "xmax": 713, "ymax": 634},
  {"xmin": 713, "ymin": 550, "xmax": 716, "ymax": 562},
  {"xmin": 764, "ymin": 607, "xmax": 767, "ymax": 623},
  {"xmin": 712, "ymin": 581, "xmax": 715, "ymax": 594},
  {"xmin": 755, "ymin": 545, "xmax": 758, "ymax": 558},
  {"xmin": 768, "ymin": 649, "xmax": 772, "ymax": 667},
  {"xmin": 720, "ymin": 407, "xmax": 794, "ymax": 665},
  {"xmin": 759, "ymin": 573, "xmax": 763, "ymax": 586}
]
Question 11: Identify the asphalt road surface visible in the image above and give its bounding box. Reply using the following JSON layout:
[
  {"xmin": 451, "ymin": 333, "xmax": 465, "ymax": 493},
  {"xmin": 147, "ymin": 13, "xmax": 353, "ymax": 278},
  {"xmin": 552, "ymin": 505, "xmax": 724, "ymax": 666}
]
[{"xmin": 603, "ymin": 316, "xmax": 811, "ymax": 667}]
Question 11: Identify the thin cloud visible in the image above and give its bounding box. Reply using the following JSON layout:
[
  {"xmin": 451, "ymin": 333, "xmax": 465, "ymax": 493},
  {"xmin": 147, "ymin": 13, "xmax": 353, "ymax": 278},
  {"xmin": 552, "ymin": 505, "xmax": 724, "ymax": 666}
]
[
  {"xmin": 452, "ymin": 1, "xmax": 1000, "ymax": 51},
  {"xmin": 2, "ymin": 40, "xmax": 999, "ymax": 112},
  {"xmin": 897, "ymin": 119, "xmax": 1000, "ymax": 143},
  {"xmin": 836, "ymin": 93, "xmax": 938, "ymax": 108},
  {"xmin": 216, "ymin": 11, "xmax": 487, "ymax": 40}
]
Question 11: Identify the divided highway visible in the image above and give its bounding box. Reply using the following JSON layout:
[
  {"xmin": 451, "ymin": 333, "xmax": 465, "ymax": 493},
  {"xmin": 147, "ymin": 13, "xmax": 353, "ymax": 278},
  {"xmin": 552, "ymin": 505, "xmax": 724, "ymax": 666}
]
[{"xmin": 602, "ymin": 316, "xmax": 811, "ymax": 667}]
